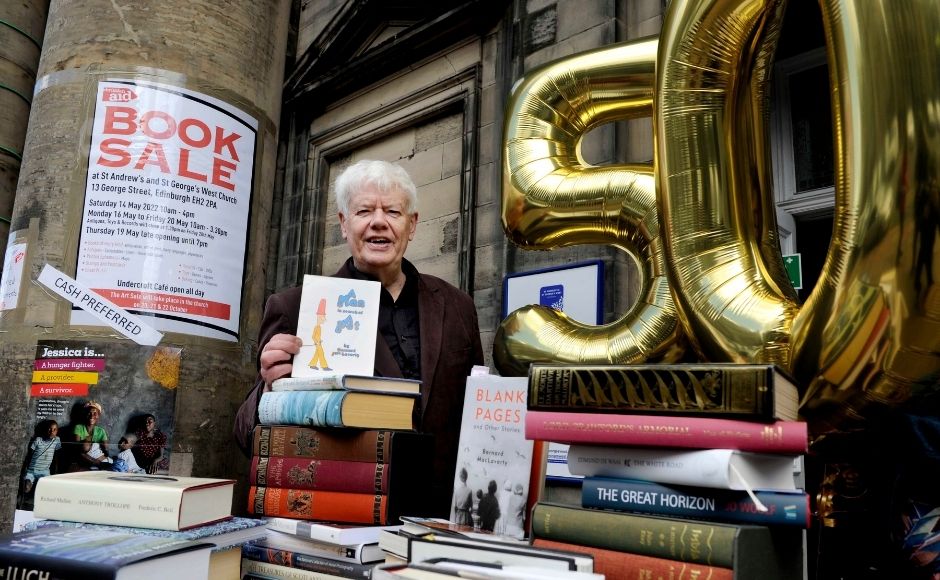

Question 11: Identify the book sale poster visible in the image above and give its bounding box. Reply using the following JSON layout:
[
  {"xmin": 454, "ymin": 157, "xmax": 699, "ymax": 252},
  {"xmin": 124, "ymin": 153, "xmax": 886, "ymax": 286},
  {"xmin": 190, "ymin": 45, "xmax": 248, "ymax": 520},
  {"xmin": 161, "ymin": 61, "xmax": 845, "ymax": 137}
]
[
  {"xmin": 15, "ymin": 340, "xmax": 181, "ymax": 519},
  {"xmin": 452, "ymin": 375, "xmax": 532, "ymax": 539},
  {"xmin": 74, "ymin": 79, "xmax": 258, "ymax": 341}
]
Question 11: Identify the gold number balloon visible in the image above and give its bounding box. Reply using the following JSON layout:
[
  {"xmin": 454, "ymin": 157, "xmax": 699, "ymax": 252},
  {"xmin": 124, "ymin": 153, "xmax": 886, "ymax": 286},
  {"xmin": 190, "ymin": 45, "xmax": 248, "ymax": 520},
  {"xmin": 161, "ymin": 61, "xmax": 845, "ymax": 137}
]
[
  {"xmin": 494, "ymin": 39, "xmax": 686, "ymax": 377},
  {"xmin": 497, "ymin": 0, "xmax": 940, "ymax": 435}
]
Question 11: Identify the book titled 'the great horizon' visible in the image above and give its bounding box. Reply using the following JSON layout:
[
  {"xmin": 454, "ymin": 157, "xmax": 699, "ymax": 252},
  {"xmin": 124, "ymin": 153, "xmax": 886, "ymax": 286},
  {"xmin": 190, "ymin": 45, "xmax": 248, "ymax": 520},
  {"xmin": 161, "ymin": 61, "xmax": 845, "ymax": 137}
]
[
  {"xmin": 580, "ymin": 477, "xmax": 811, "ymax": 528},
  {"xmin": 528, "ymin": 363, "xmax": 799, "ymax": 421},
  {"xmin": 33, "ymin": 472, "xmax": 235, "ymax": 531}
]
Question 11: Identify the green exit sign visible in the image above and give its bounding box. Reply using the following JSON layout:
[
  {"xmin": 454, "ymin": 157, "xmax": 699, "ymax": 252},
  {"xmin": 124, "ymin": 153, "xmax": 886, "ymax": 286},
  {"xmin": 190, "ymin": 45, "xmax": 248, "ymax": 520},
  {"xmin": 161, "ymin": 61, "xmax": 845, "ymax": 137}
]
[{"xmin": 783, "ymin": 253, "xmax": 803, "ymax": 290}]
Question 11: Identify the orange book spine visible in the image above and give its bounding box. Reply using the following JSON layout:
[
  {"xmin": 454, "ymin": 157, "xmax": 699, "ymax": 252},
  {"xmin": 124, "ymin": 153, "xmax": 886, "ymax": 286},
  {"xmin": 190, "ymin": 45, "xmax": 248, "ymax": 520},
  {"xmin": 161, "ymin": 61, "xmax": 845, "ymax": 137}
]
[
  {"xmin": 248, "ymin": 485, "xmax": 390, "ymax": 525},
  {"xmin": 533, "ymin": 537, "xmax": 735, "ymax": 580}
]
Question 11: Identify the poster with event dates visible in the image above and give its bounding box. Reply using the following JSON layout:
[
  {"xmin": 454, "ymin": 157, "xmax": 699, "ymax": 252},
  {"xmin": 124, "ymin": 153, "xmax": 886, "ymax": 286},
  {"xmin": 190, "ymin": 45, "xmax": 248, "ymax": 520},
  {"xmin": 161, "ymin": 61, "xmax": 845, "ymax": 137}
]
[{"xmin": 74, "ymin": 79, "xmax": 257, "ymax": 341}]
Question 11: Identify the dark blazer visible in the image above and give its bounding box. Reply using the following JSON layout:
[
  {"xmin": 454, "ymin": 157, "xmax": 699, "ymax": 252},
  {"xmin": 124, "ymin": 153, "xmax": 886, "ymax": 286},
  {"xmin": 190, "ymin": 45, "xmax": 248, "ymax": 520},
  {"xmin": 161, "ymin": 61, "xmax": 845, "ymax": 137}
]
[{"xmin": 233, "ymin": 258, "xmax": 484, "ymax": 516}]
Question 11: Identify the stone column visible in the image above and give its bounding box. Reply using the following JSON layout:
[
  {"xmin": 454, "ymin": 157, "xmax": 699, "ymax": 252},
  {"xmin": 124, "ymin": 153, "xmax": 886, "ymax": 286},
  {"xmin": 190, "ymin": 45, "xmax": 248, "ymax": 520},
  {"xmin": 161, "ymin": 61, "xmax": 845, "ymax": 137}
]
[
  {"xmin": 0, "ymin": 0, "xmax": 290, "ymax": 528},
  {"xmin": 0, "ymin": 1, "xmax": 48, "ymax": 261}
]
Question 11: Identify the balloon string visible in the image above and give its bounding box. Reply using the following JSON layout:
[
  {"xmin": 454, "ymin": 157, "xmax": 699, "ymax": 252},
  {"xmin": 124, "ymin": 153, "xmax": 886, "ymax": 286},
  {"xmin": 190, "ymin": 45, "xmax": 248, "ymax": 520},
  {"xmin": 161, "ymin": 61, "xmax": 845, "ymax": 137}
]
[{"xmin": 730, "ymin": 462, "xmax": 769, "ymax": 512}]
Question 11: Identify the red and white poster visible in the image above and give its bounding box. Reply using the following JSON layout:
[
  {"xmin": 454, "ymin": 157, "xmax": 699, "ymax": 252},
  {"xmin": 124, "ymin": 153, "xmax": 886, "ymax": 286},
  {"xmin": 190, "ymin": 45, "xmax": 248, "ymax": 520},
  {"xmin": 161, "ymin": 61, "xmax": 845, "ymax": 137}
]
[{"xmin": 74, "ymin": 80, "xmax": 257, "ymax": 341}]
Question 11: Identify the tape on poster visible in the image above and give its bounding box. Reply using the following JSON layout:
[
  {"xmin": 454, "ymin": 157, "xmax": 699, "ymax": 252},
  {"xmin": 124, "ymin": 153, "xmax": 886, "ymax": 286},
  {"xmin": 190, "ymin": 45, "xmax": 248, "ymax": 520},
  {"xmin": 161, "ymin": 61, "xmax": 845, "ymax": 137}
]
[{"xmin": 37, "ymin": 264, "xmax": 163, "ymax": 346}]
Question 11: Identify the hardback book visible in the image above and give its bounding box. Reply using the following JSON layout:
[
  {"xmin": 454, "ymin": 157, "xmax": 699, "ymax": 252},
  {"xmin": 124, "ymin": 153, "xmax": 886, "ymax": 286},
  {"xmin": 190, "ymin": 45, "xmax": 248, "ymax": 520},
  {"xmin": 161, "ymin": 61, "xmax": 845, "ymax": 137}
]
[
  {"xmin": 240, "ymin": 557, "xmax": 349, "ymax": 579},
  {"xmin": 33, "ymin": 471, "xmax": 235, "ymax": 531},
  {"xmin": 530, "ymin": 502, "xmax": 804, "ymax": 578},
  {"xmin": 249, "ymin": 486, "xmax": 413, "ymax": 525},
  {"xmin": 528, "ymin": 363, "xmax": 799, "ymax": 421},
  {"xmin": 0, "ymin": 526, "xmax": 212, "ymax": 580},
  {"xmin": 22, "ymin": 517, "xmax": 267, "ymax": 580},
  {"xmin": 525, "ymin": 410, "xmax": 809, "ymax": 453},
  {"xmin": 258, "ymin": 389, "xmax": 418, "ymax": 430},
  {"xmin": 18, "ymin": 340, "xmax": 181, "ymax": 514},
  {"xmin": 265, "ymin": 516, "xmax": 400, "ymax": 545},
  {"xmin": 451, "ymin": 374, "xmax": 532, "ymax": 539},
  {"xmin": 273, "ymin": 374, "xmax": 421, "ymax": 394},
  {"xmin": 22, "ymin": 516, "xmax": 267, "ymax": 549},
  {"xmin": 580, "ymin": 476, "xmax": 811, "ymax": 528},
  {"xmin": 251, "ymin": 426, "xmax": 422, "ymax": 461},
  {"xmin": 399, "ymin": 516, "xmax": 528, "ymax": 544},
  {"xmin": 531, "ymin": 537, "xmax": 734, "ymax": 580},
  {"xmin": 241, "ymin": 541, "xmax": 374, "ymax": 577},
  {"xmin": 293, "ymin": 274, "xmax": 381, "ymax": 379},
  {"xmin": 407, "ymin": 533, "xmax": 595, "ymax": 572},
  {"xmin": 374, "ymin": 560, "xmax": 604, "ymax": 579},
  {"xmin": 252, "ymin": 528, "xmax": 385, "ymax": 563},
  {"xmin": 565, "ymin": 446, "xmax": 800, "ymax": 491},
  {"xmin": 250, "ymin": 456, "xmax": 396, "ymax": 493}
]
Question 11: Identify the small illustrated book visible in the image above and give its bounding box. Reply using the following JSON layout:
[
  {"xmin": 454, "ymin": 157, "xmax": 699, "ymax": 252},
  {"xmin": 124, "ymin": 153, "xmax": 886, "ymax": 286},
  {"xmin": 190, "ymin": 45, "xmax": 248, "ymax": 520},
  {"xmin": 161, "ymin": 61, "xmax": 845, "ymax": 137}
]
[{"xmin": 293, "ymin": 274, "xmax": 381, "ymax": 379}]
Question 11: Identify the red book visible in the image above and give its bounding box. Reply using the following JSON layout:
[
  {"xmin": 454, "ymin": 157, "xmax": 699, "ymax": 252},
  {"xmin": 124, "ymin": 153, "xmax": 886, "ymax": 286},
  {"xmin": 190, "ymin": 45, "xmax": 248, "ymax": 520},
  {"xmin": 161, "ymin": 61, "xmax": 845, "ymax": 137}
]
[
  {"xmin": 249, "ymin": 485, "xmax": 392, "ymax": 525},
  {"xmin": 532, "ymin": 537, "xmax": 734, "ymax": 580},
  {"xmin": 251, "ymin": 426, "xmax": 416, "ymax": 461},
  {"xmin": 250, "ymin": 456, "xmax": 390, "ymax": 493},
  {"xmin": 525, "ymin": 410, "xmax": 808, "ymax": 453}
]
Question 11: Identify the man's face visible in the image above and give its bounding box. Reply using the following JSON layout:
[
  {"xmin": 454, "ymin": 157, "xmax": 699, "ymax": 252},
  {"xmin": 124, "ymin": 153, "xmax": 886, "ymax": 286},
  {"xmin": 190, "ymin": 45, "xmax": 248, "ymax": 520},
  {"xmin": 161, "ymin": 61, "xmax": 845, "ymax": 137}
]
[{"xmin": 339, "ymin": 185, "xmax": 417, "ymax": 277}]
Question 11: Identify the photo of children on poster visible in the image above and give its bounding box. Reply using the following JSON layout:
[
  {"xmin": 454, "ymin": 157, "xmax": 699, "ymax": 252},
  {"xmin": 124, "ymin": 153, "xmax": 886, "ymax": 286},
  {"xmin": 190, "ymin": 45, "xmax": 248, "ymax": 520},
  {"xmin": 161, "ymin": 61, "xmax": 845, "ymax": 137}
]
[{"xmin": 16, "ymin": 340, "xmax": 181, "ymax": 514}]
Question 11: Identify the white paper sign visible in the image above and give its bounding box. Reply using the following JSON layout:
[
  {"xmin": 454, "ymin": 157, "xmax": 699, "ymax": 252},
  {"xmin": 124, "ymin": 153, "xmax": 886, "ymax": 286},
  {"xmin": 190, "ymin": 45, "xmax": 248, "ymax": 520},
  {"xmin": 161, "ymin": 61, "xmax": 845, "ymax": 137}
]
[
  {"xmin": 0, "ymin": 237, "xmax": 27, "ymax": 311},
  {"xmin": 38, "ymin": 264, "xmax": 163, "ymax": 346},
  {"xmin": 73, "ymin": 79, "xmax": 258, "ymax": 341}
]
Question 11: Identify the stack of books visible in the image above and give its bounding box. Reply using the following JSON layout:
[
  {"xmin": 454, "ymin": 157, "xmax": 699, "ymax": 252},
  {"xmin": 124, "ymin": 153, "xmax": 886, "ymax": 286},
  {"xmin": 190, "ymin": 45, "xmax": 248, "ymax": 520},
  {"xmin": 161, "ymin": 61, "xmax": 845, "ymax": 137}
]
[
  {"xmin": 243, "ymin": 275, "xmax": 438, "ymax": 578},
  {"xmin": 524, "ymin": 363, "xmax": 810, "ymax": 580},
  {"xmin": 373, "ymin": 516, "xmax": 601, "ymax": 579},
  {"xmin": 241, "ymin": 517, "xmax": 399, "ymax": 579},
  {"xmin": 0, "ymin": 471, "xmax": 262, "ymax": 579}
]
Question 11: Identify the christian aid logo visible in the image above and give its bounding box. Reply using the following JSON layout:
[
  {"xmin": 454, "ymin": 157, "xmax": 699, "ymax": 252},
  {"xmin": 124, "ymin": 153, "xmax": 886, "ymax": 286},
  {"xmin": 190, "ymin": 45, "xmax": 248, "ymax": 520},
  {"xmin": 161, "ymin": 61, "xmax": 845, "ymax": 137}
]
[
  {"xmin": 13, "ymin": 250, "xmax": 24, "ymax": 264},
  {"xmin": 102, "ymin": 87, "xmax": 137, "ymax": 103}
]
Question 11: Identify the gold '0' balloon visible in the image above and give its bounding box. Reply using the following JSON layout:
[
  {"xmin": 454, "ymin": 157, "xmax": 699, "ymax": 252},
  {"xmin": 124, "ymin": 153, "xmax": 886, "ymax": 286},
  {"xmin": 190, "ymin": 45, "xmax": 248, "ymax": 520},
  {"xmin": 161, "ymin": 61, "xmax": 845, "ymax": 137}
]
[
  {"xmin": 494, "ymin": 39, "xmax": 685, "ymax": 377},
  {"xmin": 497, "ymin": 0, "xmax": 940, "ymax": 434}
]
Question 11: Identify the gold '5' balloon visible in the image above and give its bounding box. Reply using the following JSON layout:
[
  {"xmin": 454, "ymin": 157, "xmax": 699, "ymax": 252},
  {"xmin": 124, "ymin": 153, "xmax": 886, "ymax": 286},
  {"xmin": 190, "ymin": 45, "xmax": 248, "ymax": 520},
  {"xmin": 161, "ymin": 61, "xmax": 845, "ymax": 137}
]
[{"xmin": 494, "ymin": 0, "xmax": 940, "ymax": 435}]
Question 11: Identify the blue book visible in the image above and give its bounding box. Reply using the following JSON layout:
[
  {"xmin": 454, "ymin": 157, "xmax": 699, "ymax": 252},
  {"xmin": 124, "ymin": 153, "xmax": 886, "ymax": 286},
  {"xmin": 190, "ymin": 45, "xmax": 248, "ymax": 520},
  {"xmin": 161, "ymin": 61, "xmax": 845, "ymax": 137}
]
[
  {"xmin": 21, "ymin": 516, "xmax": 268, "ymax": 551},
  {"xmin": 0, "ymin": 526, "xmax": 212, "ymax": 580},
  {"xmin": 257, "ymin": 389, "xmax": 418, "ymax": 430},
  {"xmin": 581, "ymin": 476, "xmax": 810, "ymax": 528}
]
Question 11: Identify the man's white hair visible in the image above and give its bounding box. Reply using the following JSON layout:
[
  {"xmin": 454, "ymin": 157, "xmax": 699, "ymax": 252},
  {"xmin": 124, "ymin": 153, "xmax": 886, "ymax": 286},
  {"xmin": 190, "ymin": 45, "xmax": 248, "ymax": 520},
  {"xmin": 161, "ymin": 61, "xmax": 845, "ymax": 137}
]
[{"xmin": 334, "ymin": 160, "xmax": 418, "ymax": 215}]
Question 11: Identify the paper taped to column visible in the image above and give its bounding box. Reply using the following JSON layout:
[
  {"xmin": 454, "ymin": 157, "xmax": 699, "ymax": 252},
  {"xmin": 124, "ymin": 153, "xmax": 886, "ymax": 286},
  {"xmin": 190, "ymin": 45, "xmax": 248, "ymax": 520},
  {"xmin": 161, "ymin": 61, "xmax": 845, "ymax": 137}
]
[{"xmin": 74, "ymin": 79, "xmax": 257, "ymax": 341}]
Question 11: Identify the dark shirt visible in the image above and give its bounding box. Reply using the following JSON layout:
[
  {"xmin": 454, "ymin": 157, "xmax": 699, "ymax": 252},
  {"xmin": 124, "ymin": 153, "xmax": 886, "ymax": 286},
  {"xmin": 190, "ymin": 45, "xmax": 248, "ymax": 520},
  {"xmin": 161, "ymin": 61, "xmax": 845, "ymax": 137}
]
[
  {"xmin": 347, "ymin": 260, "xmax": 421, "ymax": 380},
  {"xmin": 478, "ymin": 493, "xmax": 501, "ymax": 531}
]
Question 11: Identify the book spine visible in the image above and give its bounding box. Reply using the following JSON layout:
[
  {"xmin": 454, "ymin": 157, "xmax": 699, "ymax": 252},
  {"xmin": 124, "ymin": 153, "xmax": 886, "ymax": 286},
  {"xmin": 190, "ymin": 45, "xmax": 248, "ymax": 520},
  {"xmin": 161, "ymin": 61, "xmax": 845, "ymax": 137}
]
[
  {"xmin": 566, "ymin": 445, "xmax": 733, "ymax": 487},
  {"xmin": 241, "ymin": 557, "xmax": 349, "ymax": 580},
  {"xmin": 248, "ymin": 485, "xmax": 390, "ymax": 525},
  {"xmin": 258, "ymin": 390, "xmax": 346, "ymax": 426},
  {"xmin": 528, "ymin": 364, "xmax": 776, "ymax": 419},
  {"xmin": 241, "ymin": 543, "xmax": 372, "ymax": 578},
  {"xmin": 525, "ymin": 410, "xmax": 808, "ymax": 453},
  {"xmin": 250, "ymin": 456, "xmax": 389, "ymax": 493},
  {"xmin": 252, "ymin": 426, "xmax": 395, "ymax": 461},
  {"xmin": 581, "ymin": 477, "xmax": 811, "ymax": 528},
  {"xmin": 530, "ymin": 502, "xmax": 739, "ymax": 566},
  {"xmin": 33, "ymin": 478, "xmax": 180, "ymax": 530},
  {"xmin": 531, "ymin": 537, "xmax": 735, "ymax": 580}
]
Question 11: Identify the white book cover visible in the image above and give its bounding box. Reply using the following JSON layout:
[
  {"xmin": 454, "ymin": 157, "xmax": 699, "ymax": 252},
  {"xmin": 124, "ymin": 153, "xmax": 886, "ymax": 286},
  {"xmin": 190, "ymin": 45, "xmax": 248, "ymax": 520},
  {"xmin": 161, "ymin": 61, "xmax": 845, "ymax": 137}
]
[
  {"xmin": 293, "ymin": 274, "xmax": 381, "ymax": 378},
  {"xmin": 565, "ymin": 445, "xmax": 799, "ymax": 491},
  {"xmin": 452, "ymin": 375, "xmax": 533, "ymax": 539}
]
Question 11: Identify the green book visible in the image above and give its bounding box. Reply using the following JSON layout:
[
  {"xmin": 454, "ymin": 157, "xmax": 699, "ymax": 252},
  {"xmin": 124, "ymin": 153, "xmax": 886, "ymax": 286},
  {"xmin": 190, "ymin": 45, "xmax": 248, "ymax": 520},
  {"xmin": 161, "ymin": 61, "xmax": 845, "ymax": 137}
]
[{"xmin": 530, "ymin": 502, "xmax": 804, "ymax": 579}]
